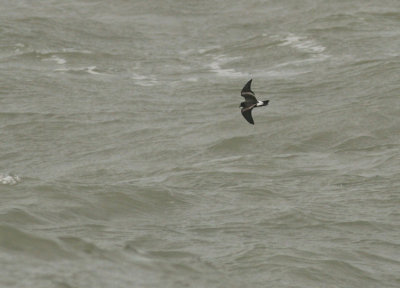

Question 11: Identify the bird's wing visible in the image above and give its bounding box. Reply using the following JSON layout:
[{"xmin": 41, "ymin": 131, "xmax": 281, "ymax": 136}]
[
  {"xmin": 241, "ymin": 79, "xmax": 257, "ymax": 104},
  {"xmin": 241, "ymin": 104, "xmax": 256, "ymax": 125}
]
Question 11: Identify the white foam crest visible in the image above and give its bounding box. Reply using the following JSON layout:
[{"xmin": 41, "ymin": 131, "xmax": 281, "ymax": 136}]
[
  {"xmin": 44, "ymin": 55, "xmax": 67, "ymax": 64},
  {"xmin": 0, "ymin": 174, "xmax": 21, "ymax": 185},
  {"xmin": 54, "ymin": 66, "xmax": 101, "ymax": 75},
  {"xmin": 276, "ymin": 33, "xmax": 326, "ymax": 54},
  {"xmin": 179, "ymin": 46, "xmax": 220, "ymax": 56},
  {"xmin": 184, "ymin": 77, "xmax": 199, "ymax": 82},
  {"xmin": 208, "ymin": 55, "xmax": 246, "ymax": 78},
  {"xmin": 87, "ymin": 66, "xmax": 100, "ymax": 75},
  {"xmin": 197, "ymin": 45, "xmax": 220, "ymax": 54},
  {"xmin": 131, "ymin": 73, "xmax": 158, "ymax": 86},
  {"xmin": 62, "ymin": 48, "xmax": 92, "ymax": 54}
]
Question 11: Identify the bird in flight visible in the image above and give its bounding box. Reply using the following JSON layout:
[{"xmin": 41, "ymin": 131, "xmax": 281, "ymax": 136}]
[{"xmin": 239, "ymin": 79, "xmax": 269, "ymax": 125}]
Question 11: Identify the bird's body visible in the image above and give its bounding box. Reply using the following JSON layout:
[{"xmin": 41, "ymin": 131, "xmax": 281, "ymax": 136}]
[{"xmin": 239, "ymin": 79, "xmax": 269, "ymax": 124}]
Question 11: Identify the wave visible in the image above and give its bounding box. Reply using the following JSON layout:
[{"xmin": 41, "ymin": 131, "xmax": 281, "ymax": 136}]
[
  {"xmin": 0, "ymin": 225, "xmax": 70, "ymax": 260},
  {"xmin": 207, "ymin": 55, "xmax": 247, "ymax": 78},
  {"xmin": 131, "ymin": 73, "xmax": 158, "ymax": 86},
  {"xmin": 0, "ymin": 173, "xmax": 21, "ymax": 185},
  {"xmin": 42, "ymin": 54, "xmax": 66, "ymax": 65},
  {"xmin": 54, "ymin": 65, "xmax": 101, "ymax": 75},
  {"xmin": 277, "ymin": 33, "xmax": 326, "ymax": 54},
  {"xmin": 0, "ymin": 208, "xmax": 43, "ymax": 225},
  {"xmin": 2, "ymin": 48, "xmax": 93, "ymax": 63}
]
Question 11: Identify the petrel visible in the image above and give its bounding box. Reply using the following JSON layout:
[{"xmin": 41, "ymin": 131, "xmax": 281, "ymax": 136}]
[{"xmin": 239, "ymin": 79, "xmax": 269, "ymax": 125}]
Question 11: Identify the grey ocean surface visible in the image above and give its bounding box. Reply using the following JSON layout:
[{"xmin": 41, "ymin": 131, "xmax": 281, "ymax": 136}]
[{"xmin": 1, "ymin": 0, "xmax": 400, "ymax": 287}]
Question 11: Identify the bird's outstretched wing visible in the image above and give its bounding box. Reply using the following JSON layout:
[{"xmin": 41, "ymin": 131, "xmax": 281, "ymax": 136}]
[
  {"xmin": 241, "ymin": 79, "xmax": 257, "ymax": 104},
  {"xmin": 241, "ymin": 104, "xmax": 256, "ymax": 125}
]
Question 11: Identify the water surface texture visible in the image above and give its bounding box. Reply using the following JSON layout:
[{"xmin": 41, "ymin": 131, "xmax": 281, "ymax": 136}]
[{"xmin": 1, "ymin": 1, "xmax": 400, "ymax": 287}]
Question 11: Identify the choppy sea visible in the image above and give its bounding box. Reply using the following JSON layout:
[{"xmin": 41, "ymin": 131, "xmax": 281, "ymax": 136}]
[{"xmin": 1, "ymin": 1, "xmax": 400, "ymax": 287}]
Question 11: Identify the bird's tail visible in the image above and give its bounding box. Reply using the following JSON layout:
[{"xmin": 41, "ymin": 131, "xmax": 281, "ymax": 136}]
[{"xmin": 262, "ymin": 100, "xmax": 269, "ymax": 106}]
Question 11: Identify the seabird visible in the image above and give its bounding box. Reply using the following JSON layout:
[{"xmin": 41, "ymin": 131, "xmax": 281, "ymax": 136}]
[{"xmin": 239, "ymin": 79, "xmax": 269, "ymax": 125}]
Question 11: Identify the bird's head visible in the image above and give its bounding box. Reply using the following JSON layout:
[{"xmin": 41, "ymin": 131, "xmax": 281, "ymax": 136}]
[{"xmin": 239, "ymin": 102, "xmax": 245, "ymax": 108}]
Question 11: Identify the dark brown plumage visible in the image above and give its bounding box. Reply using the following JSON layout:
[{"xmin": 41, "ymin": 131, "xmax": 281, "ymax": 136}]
[{"xmin": 239, "ymin": 79, "xmax": 269, "ymax": 125}]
